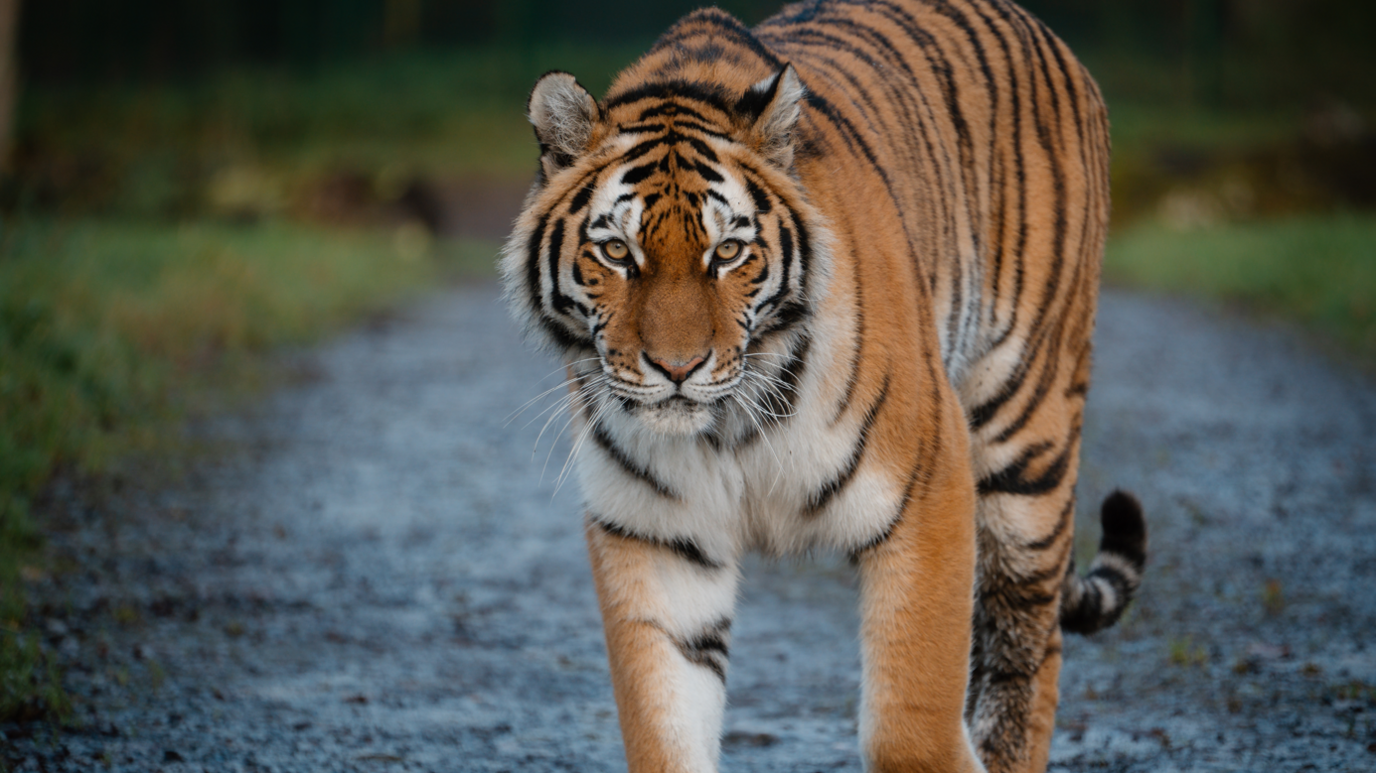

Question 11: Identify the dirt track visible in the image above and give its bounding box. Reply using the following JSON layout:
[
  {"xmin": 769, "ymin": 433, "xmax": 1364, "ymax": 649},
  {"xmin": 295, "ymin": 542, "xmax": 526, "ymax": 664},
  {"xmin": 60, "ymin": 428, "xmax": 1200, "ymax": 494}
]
[{"xmin": 4, "ymin": 283, "xmax": 1374, "ymax": 772}]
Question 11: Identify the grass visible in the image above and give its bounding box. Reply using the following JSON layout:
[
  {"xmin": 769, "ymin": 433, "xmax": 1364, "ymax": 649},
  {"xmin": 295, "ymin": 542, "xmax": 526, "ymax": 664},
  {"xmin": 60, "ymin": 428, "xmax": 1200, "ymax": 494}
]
[
  {"xmin": 0, "ymin": 214, "xmax": 498, "ymax": 722},
  {"xmin": 1104, "ymin": 214, "xmax": 1376, "ymax": 359}
]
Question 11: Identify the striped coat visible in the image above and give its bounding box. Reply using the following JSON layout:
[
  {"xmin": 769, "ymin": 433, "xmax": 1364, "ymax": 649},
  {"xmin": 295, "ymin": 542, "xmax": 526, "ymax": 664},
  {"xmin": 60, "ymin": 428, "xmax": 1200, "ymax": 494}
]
[{"xmin": 501, "ymin": 2, "xmax": 1147, "ymax": 771}]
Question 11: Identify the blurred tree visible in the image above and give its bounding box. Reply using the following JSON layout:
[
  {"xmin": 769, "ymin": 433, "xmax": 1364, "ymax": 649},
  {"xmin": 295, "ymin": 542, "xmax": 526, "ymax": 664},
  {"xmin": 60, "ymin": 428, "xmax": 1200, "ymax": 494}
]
[
  {"xmin": 0, "ymin": 0, "xmax": 16, "ymax": 176},
  {"xmin": 384, "ymin": 0, "xmax": 423, "ymax": 49}
]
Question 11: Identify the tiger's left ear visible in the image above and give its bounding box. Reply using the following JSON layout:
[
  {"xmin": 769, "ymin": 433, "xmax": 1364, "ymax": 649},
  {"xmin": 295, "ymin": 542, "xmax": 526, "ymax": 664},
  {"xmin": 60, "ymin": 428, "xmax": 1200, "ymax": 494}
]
[
  {"xmin": 528, "ymin": 71, "xmax": 600, "ymax": 179},
  {"xmin": 736, "ymin": 64, "xmax": 806, "ymax": 170}
]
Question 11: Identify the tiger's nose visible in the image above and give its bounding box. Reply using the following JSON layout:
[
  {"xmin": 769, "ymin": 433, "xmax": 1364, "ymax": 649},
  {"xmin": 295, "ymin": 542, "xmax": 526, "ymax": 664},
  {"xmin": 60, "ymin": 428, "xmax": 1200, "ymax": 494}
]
[{"xmin": 646, "ymin": 354, "xmax": 707, "ymax": 384}]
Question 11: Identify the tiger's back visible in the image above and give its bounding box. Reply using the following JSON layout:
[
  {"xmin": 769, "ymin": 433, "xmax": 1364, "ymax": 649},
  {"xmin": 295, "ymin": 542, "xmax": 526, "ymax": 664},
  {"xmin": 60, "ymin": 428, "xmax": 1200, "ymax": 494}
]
[{"xmin": 503, "ymin": 2, "xmax": 1145, "ymax": 771}]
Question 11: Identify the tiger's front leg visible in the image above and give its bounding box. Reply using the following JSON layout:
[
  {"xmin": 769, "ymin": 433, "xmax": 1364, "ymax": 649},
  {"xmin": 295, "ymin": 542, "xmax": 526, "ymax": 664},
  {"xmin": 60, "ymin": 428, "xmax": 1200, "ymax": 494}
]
[
  {"xmin": 585, "ymin": 516, "xmax": 741, "ymax": 773},
  {"xmin": 854, "ymin": 450, "xmax": 986, "ymax": 773}
]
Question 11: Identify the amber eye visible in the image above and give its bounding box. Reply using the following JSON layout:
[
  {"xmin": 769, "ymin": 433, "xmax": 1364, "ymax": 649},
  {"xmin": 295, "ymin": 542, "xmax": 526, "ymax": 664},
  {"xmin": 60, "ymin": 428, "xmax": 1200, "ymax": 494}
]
[
  {"xmin": 600, "ymin": 239, "xmax": 631, "ymax": 264},
  {"xmin": 713, "ymin": 240, "xmax": 743, "ymax": 264}
]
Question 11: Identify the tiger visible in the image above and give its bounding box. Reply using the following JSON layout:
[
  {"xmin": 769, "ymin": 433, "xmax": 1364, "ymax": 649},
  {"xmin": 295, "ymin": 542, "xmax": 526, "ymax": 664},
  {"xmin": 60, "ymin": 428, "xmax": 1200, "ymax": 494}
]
[{"xmin": 500, "ymin": 1, "xmax": 1147, "ymax": 771}]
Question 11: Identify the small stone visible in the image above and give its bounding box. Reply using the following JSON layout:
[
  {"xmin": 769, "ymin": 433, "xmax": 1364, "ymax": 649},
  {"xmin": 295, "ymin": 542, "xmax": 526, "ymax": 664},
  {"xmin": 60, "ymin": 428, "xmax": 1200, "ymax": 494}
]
[{"xmin": 163, "ymin": 749, "xmax": 185, "ymax": 762}]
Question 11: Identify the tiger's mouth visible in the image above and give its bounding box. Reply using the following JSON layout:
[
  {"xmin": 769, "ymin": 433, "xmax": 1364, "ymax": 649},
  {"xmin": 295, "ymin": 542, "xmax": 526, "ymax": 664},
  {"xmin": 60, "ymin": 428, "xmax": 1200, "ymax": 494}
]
[{"xmin": 621, "ymin": 393, "xmax": 717, "ymax": 436}]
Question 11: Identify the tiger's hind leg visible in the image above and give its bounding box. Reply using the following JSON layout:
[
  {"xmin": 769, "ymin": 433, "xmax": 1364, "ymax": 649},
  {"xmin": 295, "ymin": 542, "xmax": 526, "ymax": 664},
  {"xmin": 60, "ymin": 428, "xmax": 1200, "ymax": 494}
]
[
  {"xmin": 965, "ymin": 483, "xmax": 1078, "ymax": 773},
  {"xmin": 962, "ymin": 212, "xmax": 1102, "ymax": 772},
  {"xmin": 966, "ymin": 470, "xmax": 1149, "ymax": 772}
]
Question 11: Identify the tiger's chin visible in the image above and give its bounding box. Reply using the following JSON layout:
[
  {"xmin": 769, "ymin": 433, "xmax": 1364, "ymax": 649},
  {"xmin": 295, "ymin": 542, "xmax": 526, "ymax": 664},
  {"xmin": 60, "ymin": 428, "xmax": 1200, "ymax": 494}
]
[{"xmin": 627, "ymin": 395, "xmax": 715, "ymax": 437}]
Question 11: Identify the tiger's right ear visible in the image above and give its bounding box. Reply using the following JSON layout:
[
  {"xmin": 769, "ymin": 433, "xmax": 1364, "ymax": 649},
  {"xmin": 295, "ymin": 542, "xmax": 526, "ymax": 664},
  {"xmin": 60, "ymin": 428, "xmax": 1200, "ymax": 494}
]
[{"xmin": 528, "ymin": 71, "xmax": 600, "ymax": 179}]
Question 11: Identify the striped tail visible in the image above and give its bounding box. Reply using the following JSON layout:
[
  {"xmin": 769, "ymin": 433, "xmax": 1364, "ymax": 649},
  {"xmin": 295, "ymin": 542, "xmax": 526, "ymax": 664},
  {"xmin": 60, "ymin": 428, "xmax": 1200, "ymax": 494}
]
[{"xmin": 1060, "ymin": 490, "xmax": 1148, "ymax": 635}]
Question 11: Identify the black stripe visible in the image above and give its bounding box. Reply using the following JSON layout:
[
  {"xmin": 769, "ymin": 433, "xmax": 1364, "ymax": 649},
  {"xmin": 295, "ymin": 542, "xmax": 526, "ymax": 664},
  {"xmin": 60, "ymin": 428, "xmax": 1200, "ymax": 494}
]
[
  {"xmin": 968, "ymin": 312, "xmax": 1060, "ymax": 433},
  {"xmin": 792, "ymin": 208, "xmax": 814, "ymax": 298},
  {"xmin": 621, "ymin": 135, "xmax": 670, "ymax": 164},
  {"xmin": 749, "ymin": 333, "xmax": 809, "ymax": 428},
  {"xmin": 799, "ymin": 89, "xmax": 913, "ymax": 245},
  {"xmin": 620, "ymin": 162, "xmax": 658, "ymax": 186},
  {"xmin": 832, "ymin": 218, "xmax": 865, "ymax": 423},
  {"xmin": 806, "ymin": 373, "xmax": 891, "ymax": 515},
  {"xmin": 677, "ymin": 119, "xmax": 732, "ymax": 141},
  {"xmin": 757, "ymin": 300, "xmax": 810, "ymax": 336},
  {"xmin": 675, "ymin": 618, "xmax": 732, "ymax": 682},
  {"xmin": 618, "ymin": 117, "xmax": 731, "ymax": 142},
  {"xmin": 685, "ymin": 135, "xmax": 720, "ymax": 163},
  {"xmin": 1024, "ymin": 496, "xmax": 1075, "ymax": 551},
  {"xmin": 605, "ymin": 80, "xmax": 734, "ymax": 114},
  {"xmin": 859, "ymin": 3, "xmax": 977, "ymax": 339},
  {"xmin": 591, "ymin": 424, "xmax": 681, "ymax": 500},
  {"xmin": 569, "ymin": 183, "xmax": 595, "ymax": 215},
  {"xmin": 546, "ymin": 219, "xmax": 574, "ymax": 317},
  {"xmin": 651, "ymin": 8, "xmax": 782, "ymax": 70},
  {"xmin": 743, "ymin": 176, "xmax": 772, "ymax": 214},
  {"xmin": 978, "ymin": 541, "xmax": 1073, "ymax": 614},
  {"xmin": 756, "ymin": 222, "xmax": 795, "ymax": 315},
  {"xmin": 592, "ymin": 518, "xmax": 722, "ymax": 571},
  {"xmin": 526, "ymin": 213, "xmax": 591, "ymax": 353},
  {"xmin": 977, "ymin": 441, "xmax": 1071, "ymax": 497},
  {"xmin": 850, "ymin": 514, "xmax": 900, "ymax": 559},
  {"xmin": 524, "ymin": 213, "xmax": 550, "ymax": 317},
  {"xmin": 992, "ymin": 320, "xmax": 1066, "ymax": 444},
  {"xmin": 981, "ymin": 582, "xmax": 1056, "ymax": 612},
  {"xmin": 1022, "ymin": 13, "xmax": 1071, "ymax": 347},
  {"xmin": 693, "ymin": 159, "xmax": 724, "ymax": 183},
  {"xmin": 978, "ymin": 0, "xmax": 1031, "ymax": 349},
  {"xmin": 634, "ymin": 101, "xmax": 715, "ymax": 124}
]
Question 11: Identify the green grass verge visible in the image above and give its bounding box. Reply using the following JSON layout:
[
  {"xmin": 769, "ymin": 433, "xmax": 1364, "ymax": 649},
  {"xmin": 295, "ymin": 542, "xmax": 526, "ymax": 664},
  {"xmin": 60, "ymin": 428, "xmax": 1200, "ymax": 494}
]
[
  {"xmin": 0, "ymin": 215, "xmax": 499, "ymax": 723},
  {"xmin": 1104, "ymin": 214, "xmax": 1376, "ymax": 359}
]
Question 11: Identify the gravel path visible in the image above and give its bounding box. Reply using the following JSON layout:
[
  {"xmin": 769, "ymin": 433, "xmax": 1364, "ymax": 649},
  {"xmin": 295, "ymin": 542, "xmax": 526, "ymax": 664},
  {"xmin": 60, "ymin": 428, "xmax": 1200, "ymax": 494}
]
[{"xmin": 4, "ymin": 283, "xmax": 1374, "ymax": 772}]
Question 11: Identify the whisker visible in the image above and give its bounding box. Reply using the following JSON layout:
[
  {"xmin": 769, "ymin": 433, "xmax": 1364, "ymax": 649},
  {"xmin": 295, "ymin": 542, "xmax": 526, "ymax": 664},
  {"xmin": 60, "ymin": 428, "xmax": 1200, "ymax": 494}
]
[
  {"xmin": 535, "ymin": 377, "xmax": 602, "ymax": 470},
  {"xmin": 528, "ymin": 390, "xmax": 579, "ymax": 456},
  {"xmin": 504, "ymin": 358, "xmax": 603, "ymax": 426},
  {"xmin": 743, "ymin": 370, "xmax": 796, "ymax": 421},
  {"xmin": 731, "ymin": 391, "xmax": 788, "ymax": 495},
  {"xmin": 510, "ymin": 371, "xmax": 596, "ymax": 428},
  {"xmin": 554, "ymin": 393, "xmax": 616, "ymax": 497},
  {"xmin": 533, "ymin": 374, "xmax": 605, "ymax": 470}
]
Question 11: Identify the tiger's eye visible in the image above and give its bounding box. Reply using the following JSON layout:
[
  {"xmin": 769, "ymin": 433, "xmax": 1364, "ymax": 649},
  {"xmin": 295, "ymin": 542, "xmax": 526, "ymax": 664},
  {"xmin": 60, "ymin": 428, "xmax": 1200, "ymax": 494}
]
[
  {"xmin": 714, "ymin": 240, "xmax": 742, "ymax": 262},
  {"xmin": 602, "ymin": 240, "xmax": 630, "ymax": 262}
]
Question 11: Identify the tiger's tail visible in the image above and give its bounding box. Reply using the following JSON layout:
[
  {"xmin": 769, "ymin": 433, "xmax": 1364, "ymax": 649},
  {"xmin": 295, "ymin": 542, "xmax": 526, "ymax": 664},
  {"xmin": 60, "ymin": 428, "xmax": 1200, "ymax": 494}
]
[{"xmin": 1059, "ymin": 490, "xmax": 1148, "ymax": 635}]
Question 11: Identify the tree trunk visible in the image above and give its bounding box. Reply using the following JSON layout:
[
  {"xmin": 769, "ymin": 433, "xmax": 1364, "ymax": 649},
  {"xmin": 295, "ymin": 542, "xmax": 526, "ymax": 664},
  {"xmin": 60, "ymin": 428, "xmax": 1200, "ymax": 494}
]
[{"xmin": 0, "ymin": 0, "xmax": 19, "ymax": 176}]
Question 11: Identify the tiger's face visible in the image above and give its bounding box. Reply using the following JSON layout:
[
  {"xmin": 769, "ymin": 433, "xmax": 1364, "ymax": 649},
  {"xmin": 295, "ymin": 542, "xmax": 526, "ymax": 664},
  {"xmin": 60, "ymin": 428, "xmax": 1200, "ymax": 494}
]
[{"xmin": 503, "ymin": 67, "xmax": 827, "ymax": 437}]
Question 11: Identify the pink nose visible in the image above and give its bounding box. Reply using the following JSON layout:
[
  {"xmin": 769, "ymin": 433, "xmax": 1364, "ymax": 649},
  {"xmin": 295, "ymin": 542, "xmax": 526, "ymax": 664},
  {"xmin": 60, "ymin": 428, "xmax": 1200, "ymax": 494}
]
[{"xmin": 647, "ymin": 355, "xmax": 706, "ymax": 384}]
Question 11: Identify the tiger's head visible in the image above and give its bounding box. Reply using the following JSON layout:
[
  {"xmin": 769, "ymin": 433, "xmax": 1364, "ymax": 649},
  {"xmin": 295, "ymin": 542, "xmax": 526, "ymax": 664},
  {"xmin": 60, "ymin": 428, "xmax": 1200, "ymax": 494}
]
[{"xmin": 501, "ymin": 64, "xmax": 830, "ymax": 437}]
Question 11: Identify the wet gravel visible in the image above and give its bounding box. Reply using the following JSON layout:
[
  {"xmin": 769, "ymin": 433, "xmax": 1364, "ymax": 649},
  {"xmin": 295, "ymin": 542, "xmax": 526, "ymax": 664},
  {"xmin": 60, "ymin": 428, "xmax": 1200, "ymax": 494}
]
[{"xmin": 4, "ymin": 283, "xmax": 1375, "ymax": 772}]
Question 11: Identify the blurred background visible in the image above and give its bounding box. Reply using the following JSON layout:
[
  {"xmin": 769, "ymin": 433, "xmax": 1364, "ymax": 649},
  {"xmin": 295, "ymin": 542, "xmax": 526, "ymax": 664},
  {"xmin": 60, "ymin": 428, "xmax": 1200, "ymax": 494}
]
[{"xmin": 1, "ymin": 0, "xmax": 1374, "ymax": 722}]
